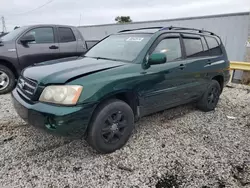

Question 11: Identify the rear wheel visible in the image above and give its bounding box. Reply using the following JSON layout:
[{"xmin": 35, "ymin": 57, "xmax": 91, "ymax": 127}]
[
  {"xmin": 0, "ymin": 65, "xmax": 15, "ymax": 94},
  {"xmin": 197, "ymin": 80, "xmax": 221, "ymax": 112},
  {"xmin": 87, "ymin": 99, "xmax": 134, "ymax": 154}
]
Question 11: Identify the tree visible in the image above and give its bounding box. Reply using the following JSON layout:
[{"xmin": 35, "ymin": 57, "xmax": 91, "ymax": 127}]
[{"xmin": 115, "ymin": 16, "xmax": 132, "ymax": 23}]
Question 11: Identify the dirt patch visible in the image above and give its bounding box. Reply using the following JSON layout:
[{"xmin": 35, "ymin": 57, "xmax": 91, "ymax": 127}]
[{"xmin": 156, "ymin": 174, "xmax": 181, "ymax": 188}]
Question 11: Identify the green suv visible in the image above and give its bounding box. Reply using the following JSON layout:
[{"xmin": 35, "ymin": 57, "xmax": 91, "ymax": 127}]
[{"xmin": 12, "ymin": 27, "xmax": 230, "ymax": 153}]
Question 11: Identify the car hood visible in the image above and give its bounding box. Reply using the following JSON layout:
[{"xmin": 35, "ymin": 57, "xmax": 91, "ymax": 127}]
[
  {"xmin": 23, "ymin": 56, "xmax": 127, "ymax": 85},
  {"xmin": 0, "ymin": 41, "xmax": 14, "ymax": 53}
]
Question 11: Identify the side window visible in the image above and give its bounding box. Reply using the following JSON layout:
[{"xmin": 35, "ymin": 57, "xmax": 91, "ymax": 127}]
[
  {"xmin": 152, "ymin": 38, "xmax": 182, "ymax": 62},
  {"xmin": 205, "ymin": 36, "xmax": 222, "ymax": 56},
  {"xmin": 201, "ymin": 37, "xmax": 209, "ymax": 51},
  {"xmin": 24, "ymin": 27, "xmax": 54, "ymax": 44},
  {"xmin": 183, "ymin": 35, "xmax": 209, "ymax": 58},
  {"xmin": 58, "ymin": 27, "xmax": 76, "ymax": 43}
]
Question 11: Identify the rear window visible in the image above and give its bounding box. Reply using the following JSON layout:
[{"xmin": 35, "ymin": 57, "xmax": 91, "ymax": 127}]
[
  {"xmin": 183, "ymin": 35, "xmax": 210, "ymax": 58},
  {"xmin": 205, "ymin": 36, "xmax": 222, "ymax": 56},
  {"xmin": 86, "ymin": 40, "xmax": 99, "ymax": 49},
  {"xmin": 76, "ymin": 29, "xmax": 84, "ymax": 41},
  {"xmin": 58, "ymin": 27, "xmax": 76, "ymax": 43}
]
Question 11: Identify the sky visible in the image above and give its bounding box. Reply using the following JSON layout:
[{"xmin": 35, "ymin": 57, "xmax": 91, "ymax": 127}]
[{"xmin": 1, "ymin": 0, "xmax": 250, "ymax": 31}]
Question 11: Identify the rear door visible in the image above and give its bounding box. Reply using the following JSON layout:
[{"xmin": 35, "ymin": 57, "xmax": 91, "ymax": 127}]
[
  {"xmin": 181, "ymin": 34, "xmax": 211, "ymax": 98},
  {"xmin": 205, "ymin": 36, "xmax": 225, "ymax": 72},
  {"xmin": 57, "ymin": 27, "xmax": 80, "ymax": 59},
  {"xmin": 17, "ymin": 27, "xmax": 60, "ymax": 69}
]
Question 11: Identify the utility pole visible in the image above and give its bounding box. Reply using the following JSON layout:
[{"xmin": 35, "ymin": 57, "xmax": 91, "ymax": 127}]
[
  {"xmin": 79, "ymin": 14, "xmax": 82, "ymax": 26},
  {"xmin": 1, "ymin": 16, "xmax": 7, "ymax": 33}
]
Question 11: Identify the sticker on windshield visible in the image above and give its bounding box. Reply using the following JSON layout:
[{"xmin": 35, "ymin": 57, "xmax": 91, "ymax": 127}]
[{"xmin": 126, "ymin": 37, "xmax": 144, "ymax": 42}]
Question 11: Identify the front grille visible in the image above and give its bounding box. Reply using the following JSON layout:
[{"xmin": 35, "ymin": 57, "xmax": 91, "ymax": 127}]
[{"xmin": 17, "ymin": 76, "xmax": 38, "ymax": 100}]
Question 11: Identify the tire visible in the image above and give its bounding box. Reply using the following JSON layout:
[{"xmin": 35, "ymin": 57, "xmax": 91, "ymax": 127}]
[
  {"xmin": 87, "ymin": 99, "xmax": 134, "ymax": 154},
  {"xmin": 0, "ymin": 65, "xmax": 16, "ymax": 94},
  {"xmin": 197, "ymin": 80, "xmax": 221, "ymax": 112}
]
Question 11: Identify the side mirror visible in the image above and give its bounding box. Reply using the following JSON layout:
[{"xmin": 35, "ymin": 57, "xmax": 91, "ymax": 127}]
[
  {"xmin": 148, "ymin": 53, "xmax": 167, "ymax": 65},
  {"xmin": 20, "ymin": 34, "xmax": 35, "ymax": 43}
]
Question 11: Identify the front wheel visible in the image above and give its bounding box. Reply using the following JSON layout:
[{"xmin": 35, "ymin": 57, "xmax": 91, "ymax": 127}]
[
  {"xmin": 0, "ymin": 65, "xmax": 16, "ymax": 94},
  {"xmin": 87, "ymin": 99, "xmax": 134, "ymax": 154},
  {"xmin": 197, "ymin": 80, "xmax": 221, "ymax": 112}
]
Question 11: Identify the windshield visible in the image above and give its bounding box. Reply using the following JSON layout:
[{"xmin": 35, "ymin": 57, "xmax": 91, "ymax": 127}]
[
  {"xmin": 1, "ymin": 26, "xmax": 28, "ymax": 41},
  {"xmin": 85, "ymin": 33, "xmax": 152, "ymax": 62}
]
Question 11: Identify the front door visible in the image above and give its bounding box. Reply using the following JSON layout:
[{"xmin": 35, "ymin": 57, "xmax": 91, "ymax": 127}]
[
  {"xmin": 16, "ymin": 27, "xmax": 59, "ymax": 69},
  {"xmin": 139, "ymin": 34, "xmax": 191, "ymax": 116}
]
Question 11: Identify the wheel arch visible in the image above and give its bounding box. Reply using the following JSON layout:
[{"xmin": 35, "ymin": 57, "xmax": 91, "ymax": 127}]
[
  {"xmin": 0, "ymin": 59, "xmax": 19, "ymax": 79},
  {"xmin": 98, "ymin": 90, "xmax": 139, "ymax": 118},
  {"xmin": 89, "ymin": 90, "xmax": 139, "ymax": 120},
  {"xmin": 212, "ymin": 75, "xmax": 224, "ymax": 92},
  {"xmin": 84, "ymin": 90, "xmax": 139, "ymax": 138}
]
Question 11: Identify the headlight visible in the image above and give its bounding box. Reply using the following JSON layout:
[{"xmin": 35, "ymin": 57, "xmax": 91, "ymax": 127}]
[{"xmin": 39, "ymin": 85, "xmax": 83, "ymax": 105}]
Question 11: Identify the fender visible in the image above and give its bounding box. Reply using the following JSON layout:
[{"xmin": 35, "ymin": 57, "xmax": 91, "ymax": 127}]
[{"xmin": 0, "ymin": 56, "xmax": 21, "ymax": 76}]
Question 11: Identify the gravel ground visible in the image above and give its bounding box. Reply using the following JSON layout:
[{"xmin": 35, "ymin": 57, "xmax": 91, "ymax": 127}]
[{"xmin": 0, "ymin": 84, "xmax": 250, "ymax": 188}]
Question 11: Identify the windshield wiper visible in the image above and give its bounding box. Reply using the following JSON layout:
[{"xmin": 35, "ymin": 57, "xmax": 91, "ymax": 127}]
[
  {"xmin": 84, "ymin": 56, "xmax": 131, "ymax": 63},
  {"xmin": 86, "ymin": 56, "xmax": 119, "ymax": 61},
  {"xmin": 98, "ymin": 57, "xmax": 120, "ymax": 61}
]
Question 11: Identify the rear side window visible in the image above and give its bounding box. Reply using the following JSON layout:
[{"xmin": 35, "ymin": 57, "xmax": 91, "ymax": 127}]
[
  {"xmin": 58, "ymin": 27, "xmax": 76, "ymax": 43},
  {"xmin": 201, "ymin": 37, "xmax": 208, "ymax": 51},
  {"xmin": 183, "ymin": 35, "xmax": 209, "ymax": 58},
  {"xmin": 86, "ymin": 41, "xmax": 98, "ymax": 49},
  {"xmin": 205, "ymin": 36, "xmax": 222, "ymax": 56}
]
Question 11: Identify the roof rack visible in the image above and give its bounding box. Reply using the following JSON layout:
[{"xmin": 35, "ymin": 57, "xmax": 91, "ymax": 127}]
[
  {"xmin": 117, "ymin": 26, "xmax": 219, "ymax": 38},
  {"xmin": 160, "ymin": 26, "xmax": 216, "ymax": 36},
  {"xmin": 118, "ymin": 27, "xmax": 163, "ymax": 33}
]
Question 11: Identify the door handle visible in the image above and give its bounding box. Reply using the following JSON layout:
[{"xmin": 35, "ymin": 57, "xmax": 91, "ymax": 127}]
[
  {"xmin": 179, "ymin": 64, "xmax": 186, "ymax": 70},
  {"xmin": 49, "ymin": 45, "xmax": 59, "ymax": 49},
  {"xmin": 207, "ymin": 60, "xmax": 212, "ymax": 65}
]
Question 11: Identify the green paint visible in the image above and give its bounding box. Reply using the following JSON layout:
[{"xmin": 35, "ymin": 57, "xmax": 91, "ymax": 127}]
[{"xmin": 12, "ymin": 29, "xmax": 230, "ymax": 136}]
